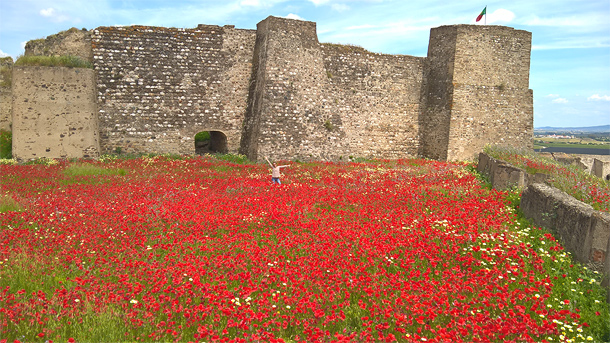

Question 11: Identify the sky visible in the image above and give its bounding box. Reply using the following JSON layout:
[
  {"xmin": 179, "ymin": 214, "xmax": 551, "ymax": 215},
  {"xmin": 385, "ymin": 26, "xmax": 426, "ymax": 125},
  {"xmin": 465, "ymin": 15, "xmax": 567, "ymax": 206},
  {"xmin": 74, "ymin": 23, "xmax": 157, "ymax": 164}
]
[{"xmin": 1, "ymin": 0, "xmax": 609, "ymax": 128}]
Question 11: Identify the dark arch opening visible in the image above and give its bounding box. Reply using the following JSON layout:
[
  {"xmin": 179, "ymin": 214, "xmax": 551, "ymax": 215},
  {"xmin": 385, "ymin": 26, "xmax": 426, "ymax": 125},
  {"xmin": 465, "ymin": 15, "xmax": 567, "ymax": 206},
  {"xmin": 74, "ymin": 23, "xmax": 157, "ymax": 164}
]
[{"xmin": 195, "ymin": 130, "xmax": 228, "ymax": 155}]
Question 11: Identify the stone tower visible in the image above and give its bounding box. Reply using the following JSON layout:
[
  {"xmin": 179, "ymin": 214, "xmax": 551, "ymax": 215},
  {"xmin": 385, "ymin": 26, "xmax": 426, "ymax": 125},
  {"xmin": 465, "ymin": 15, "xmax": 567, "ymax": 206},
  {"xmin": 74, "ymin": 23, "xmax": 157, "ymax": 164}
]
[{"xmin": 421, "ymin": 25, "xmax": 533, "ymax": 161}]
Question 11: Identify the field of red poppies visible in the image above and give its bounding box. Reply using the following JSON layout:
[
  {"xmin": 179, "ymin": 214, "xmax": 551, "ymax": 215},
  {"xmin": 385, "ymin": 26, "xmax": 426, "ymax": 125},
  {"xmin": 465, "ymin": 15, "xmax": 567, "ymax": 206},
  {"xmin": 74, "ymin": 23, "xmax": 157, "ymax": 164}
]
[{"xmin": 1, "ymin": 155, "xmax": 608, "ymax": 342}]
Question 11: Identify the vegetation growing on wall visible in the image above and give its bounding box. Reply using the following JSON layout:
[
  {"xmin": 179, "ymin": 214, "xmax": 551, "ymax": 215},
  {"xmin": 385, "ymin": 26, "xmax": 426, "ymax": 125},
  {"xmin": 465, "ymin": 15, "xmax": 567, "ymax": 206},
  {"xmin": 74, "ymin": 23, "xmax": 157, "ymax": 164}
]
[
  {"xmin": 15, "ymin": 55, "xmax": 92, "ymax": 69},
  {"xmin": 0, "ymin": 57, "xmax": 13, "ymax": 88},
  {"xmin": 0, "ymin": 130, "xmax": 12, "ymax": 159},
  {"xmin": 0, "ymin": 66, "xmax": 11, "ymax": 88},
  {"xmin": 194, "ymin": 131, "xmax": 211, "ymax": 143},
  {"xmin": 484, "ymin": 145, "xmax": 610, "ymax": 212}
]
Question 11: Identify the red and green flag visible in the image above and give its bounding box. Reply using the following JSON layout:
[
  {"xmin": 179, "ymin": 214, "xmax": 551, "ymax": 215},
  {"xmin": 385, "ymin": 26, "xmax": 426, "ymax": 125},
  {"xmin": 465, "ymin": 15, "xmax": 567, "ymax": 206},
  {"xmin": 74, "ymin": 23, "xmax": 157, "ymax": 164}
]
[{"xmin": 476, "ymin": 6, "xmax": 487, "ymax": 22}]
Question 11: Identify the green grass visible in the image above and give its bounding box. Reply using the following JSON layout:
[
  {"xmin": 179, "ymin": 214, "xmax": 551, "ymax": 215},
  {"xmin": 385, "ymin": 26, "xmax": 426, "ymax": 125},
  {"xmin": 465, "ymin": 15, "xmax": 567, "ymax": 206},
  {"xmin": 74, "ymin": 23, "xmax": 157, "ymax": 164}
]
[
  {"xmin": 62, "ymin": 163, "xmax": 126, "ymax": 177},
  {"xmin": 0, "ymin": 195, "xmax": 24, "ymax": 212},
  {"xmin": 535, "ymin": 141, "xmax": 610, "ymax": 150},
  {"xmin": 15, "ymin": 55, "xmax": 92, "ymax": 69},
  {"xmin": 209, "ymin": 153, "xmax": 252, "ymax": 164},
  {"xmin": 0, "ymin": 130, "xmax": 11, "ymax": 159}
]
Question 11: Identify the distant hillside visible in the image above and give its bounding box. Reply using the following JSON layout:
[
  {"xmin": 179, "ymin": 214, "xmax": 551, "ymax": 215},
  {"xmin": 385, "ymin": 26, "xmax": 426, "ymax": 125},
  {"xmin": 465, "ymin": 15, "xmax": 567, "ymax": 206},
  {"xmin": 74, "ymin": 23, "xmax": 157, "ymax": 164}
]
[{"xmin": 534, "ymin": 125, "xmax": 610, "ymax": 133}]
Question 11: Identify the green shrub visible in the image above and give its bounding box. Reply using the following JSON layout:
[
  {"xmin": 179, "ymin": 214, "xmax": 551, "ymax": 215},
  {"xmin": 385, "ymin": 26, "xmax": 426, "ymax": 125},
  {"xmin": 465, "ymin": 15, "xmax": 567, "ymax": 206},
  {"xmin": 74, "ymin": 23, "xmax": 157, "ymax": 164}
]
[
  {"xmin": 0, "ymin": 130, "xmax": 12, "ymax": 159},
  {"xmin": 195, "ymin": 131, "xmax": 211, "ymax": 142},
  {"xmin": 15, "ymin": 55, "xmax": 92, "ymax": 69}
]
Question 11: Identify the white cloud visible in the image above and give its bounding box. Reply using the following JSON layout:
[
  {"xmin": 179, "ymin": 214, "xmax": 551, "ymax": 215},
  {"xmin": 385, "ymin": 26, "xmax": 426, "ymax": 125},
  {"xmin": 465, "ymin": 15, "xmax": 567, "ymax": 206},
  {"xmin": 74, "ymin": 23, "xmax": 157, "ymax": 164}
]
[
  {"xmin": 472, "ymin": 8, "xmax": 514, "ymax": 25},
  {"xmin": 532, "ymin": 37, "xmax": 610, "ymax": 50},
  {"xmin": 40, "ymin": 8, "xmax": 55, "ymax": 17},
  {"xmin": 240, "ymin": 0, "xmax": 260, "ymax": 6},
  {"xmin": 331, "ymin": 4, "xmax": 350, "ymax": 12},
  {"xmin": 308, "ymin": 0, "xmax": 330, "ymax": 5},
  {"xmin": 20, "ymin": 41, "xmax": 27, "ymax": 50},
  {"xmin": 0, "ymin": 50, "xmax": 9, "ymax": 58},
  {"xmin": 284, "ymin": 13, "xmax": 305, "ymax": 21},
  {"xmin": 39, "ymin": 7, "xmax": 71, "ymax": 23},
  {"xmin": 588, "ymin": 94, "xmax": 610, "ymax": 101},
  {"xmin": 524, "ymin": 15, "xmax": 592, "ymax": 27},
  {"xmin": 488, "ymin": 9, "xmax": 515, "ymax": 24},
  {"xmin": 552, "ymin": 98, "xmax": 568, "ymax": 104},
  {"xmin": 346, "ymin": 24, "xmax": 377, "ymax": 30}
]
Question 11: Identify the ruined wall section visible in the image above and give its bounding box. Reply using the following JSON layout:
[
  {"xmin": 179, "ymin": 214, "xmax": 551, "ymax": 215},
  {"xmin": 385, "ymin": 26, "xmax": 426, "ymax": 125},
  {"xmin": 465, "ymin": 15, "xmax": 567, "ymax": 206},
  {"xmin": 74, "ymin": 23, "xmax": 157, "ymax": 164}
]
[
  {"xmin": 25, "ymin": 28, "xmax": 93, "ymax": 62},
  {"xmin": 241, "ymin": 16, "xmax": 424, "ymax": 161},
  {"xmin": 11, "ymin": 66, "xmax": 99, "ymax": 160},
  {"xmin": 92, "ymin": 25, "xmax": 255, "ymax": 155},
  {"xmin": 322, "ymin": 45, "xmax": 424, "ymax": 159},
  {"xmin": 0, "ymin": 57, "xmax": 13, "ymax": 131}
]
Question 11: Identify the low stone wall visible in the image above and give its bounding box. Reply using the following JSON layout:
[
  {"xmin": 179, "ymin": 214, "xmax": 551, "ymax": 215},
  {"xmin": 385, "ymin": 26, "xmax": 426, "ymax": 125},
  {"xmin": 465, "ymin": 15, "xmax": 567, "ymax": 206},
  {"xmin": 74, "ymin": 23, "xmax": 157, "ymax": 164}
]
[
  {"xmin": 477, "ymin": 152, "xmax": 548, "ymax": 190},
  {"xmin": 477, "ymin": 152, "xmax": 610, "ymax": 302}
]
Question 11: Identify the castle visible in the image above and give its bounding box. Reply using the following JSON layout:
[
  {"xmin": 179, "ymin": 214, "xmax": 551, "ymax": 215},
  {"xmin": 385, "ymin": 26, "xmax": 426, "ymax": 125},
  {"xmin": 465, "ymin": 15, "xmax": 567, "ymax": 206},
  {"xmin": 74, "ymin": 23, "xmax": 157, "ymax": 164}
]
[{"xmin": 0, "ymin": 16, "xmax": 534, "ymax": 162}]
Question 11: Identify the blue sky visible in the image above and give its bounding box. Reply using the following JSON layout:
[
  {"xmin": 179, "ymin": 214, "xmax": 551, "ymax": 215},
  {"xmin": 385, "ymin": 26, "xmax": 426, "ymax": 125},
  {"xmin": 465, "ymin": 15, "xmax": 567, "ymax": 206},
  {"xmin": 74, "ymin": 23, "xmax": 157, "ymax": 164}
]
[{"xmin": 1, "ymin": 0, "xmax": 609, "ymax": 128}]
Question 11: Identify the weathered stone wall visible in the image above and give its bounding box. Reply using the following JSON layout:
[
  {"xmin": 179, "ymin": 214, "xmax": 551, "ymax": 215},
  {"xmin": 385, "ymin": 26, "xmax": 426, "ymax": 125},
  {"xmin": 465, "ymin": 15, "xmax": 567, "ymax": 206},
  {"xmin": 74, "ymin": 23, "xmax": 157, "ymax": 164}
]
[
  {"xmin": 521, "ymin": 184, "xmax": 610, "ymax": 276},
  {"xmin": 10, "ymin": 17, "xmax": 533, "ymax": 162},
  {"xmin": 25, "ymin": 28, "xmax": 93, "ymax": 62},
  {"xmin": 419, "ymin": 26, "xmax": 457, "ymax": 161},
  {"xmin": 422, "ymin": 25, "xmax": 533, "ymax": 161},
  {"xmin": 0, "ymin": 57, "xmax": 13, "ymax": 131},
  {"xmin": 240, "ymin": 16, "xmax": 424, "ymax": 161},
  {"xmin": 321, "ymin": 45, "xmax": 424, "ymax": 160},
  {"xmin": 11, "ymin": 66, "xmax": 99, "ymax": 160},
  {"xmin": 91, "ymin": 25, "xmax": 256, "ymax": 155}
]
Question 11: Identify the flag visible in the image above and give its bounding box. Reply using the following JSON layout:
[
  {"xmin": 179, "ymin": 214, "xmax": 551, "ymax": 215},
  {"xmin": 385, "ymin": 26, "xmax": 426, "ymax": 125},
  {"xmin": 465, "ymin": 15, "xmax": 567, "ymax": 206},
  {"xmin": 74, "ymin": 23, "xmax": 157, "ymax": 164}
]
[{"xmin": 476, "ymin": 7, "xmax": 486, "ymax": 22}]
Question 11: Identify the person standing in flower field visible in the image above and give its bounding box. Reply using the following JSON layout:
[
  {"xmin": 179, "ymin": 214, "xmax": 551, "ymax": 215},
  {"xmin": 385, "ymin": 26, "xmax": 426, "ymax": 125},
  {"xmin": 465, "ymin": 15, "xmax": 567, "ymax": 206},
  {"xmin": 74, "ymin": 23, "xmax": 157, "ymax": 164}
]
[{"xmin": 265, "ymin": 157, "xmax": 289, "ymax": 185}]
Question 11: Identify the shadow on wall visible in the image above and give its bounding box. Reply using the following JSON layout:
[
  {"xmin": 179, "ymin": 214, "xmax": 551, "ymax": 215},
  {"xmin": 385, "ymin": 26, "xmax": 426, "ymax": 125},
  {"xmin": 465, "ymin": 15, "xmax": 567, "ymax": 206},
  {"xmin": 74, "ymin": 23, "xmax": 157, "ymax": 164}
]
[{"xmin": 195, "ymin": 131, "xmax": 228, "ymax": 155}]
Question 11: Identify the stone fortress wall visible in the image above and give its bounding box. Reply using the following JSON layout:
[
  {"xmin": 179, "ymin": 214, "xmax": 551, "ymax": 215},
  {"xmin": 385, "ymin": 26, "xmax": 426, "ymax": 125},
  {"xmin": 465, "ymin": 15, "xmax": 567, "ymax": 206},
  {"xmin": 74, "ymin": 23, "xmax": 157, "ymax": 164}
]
[
  {"xmin": 0, "ymin": 57, "xmax": 13, "ymax": 132},
  {"xmin": 6, "ymin": 16, "xmax": 534, "ymax": 162}
]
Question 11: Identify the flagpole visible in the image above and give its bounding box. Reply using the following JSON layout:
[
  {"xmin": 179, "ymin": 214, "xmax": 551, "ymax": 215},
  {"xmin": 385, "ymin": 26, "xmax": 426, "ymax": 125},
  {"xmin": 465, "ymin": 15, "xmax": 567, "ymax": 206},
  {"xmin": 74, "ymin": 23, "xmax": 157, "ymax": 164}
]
[{"xmin": 485, "ymin": 5, "xmax": 487, "ymax": 25}]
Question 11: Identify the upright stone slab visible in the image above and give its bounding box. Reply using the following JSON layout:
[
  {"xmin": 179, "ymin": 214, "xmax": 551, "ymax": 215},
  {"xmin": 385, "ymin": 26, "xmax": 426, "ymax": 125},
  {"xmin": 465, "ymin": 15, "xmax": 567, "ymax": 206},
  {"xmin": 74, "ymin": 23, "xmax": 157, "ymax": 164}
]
[
  {"xmin": 592, "ymin": 159, "xmax": 610, "ymax": 181},
  {"xmin": 0, "ymin": 57, "xmax": 12, "ymax": 132},
  {"xmin": 11, "ymin": 66, "xmax": 99, "ymax": 160}
]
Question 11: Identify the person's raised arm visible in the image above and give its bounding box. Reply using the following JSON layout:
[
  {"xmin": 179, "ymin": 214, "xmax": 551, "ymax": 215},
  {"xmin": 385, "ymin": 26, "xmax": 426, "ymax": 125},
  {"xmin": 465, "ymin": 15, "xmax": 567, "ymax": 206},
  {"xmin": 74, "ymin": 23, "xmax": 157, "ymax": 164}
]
[{"xmin": 265, "ymin": 157, "xmax": 274, "ymax": 168}]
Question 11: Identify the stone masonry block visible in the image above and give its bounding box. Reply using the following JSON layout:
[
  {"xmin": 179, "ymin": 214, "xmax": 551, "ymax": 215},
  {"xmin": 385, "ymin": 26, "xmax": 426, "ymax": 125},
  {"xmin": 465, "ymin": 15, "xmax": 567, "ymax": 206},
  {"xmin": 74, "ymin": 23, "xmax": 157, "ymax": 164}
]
[
  {"xmin": 477, "ymin": 152, "xmax": 491, "ymax": 175},
  {"xmin": 589, "ymin": 211, "xmax": 610, "ymax": 263},
  {"xmin": 592, "ymin": 159, "xmax": 610, "ymax": 181},
  {"xmin": 553, "ymin": 193, "xmax": 595, "ymax": 264},
  {"xmin": 521, "ymin": 183, "xmax": 557, "ymax": 229},
  {"xmin": 521, "ymin": 183, "xmax": 596, "ymax": 264},
  {"xmin": 602, "ymin": 232, "xmax": 610, "ymax": 303},
  {"xmin": 492, "ymin": 163, "xmax": 526, "ymax": 190}
]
